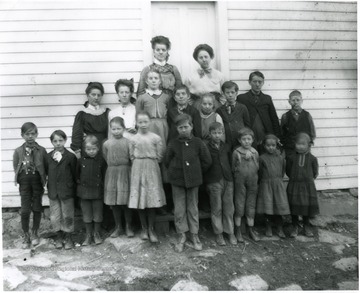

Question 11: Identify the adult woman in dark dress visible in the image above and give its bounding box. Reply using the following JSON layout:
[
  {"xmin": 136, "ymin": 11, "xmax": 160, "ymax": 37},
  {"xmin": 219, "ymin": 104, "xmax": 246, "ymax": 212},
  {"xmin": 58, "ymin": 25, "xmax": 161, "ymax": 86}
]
[{"xmin": 71, "ymin": 82, "xmax": 113, "ymax": 229}]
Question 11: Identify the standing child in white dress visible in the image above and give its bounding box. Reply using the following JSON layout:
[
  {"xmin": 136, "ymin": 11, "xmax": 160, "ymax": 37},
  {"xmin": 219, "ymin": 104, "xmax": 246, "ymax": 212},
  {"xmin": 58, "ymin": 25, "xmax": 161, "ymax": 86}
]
[
  {"xmin": 128, "ymin": 111, "xmax": 166, "ymax": 243},
  {"xmin": 108, "ymin": 79, "xmax": 137, "ymax": 139},
  {"xmin": 103, "ymin": 117, "xmax": 134, "ymax": 238}
]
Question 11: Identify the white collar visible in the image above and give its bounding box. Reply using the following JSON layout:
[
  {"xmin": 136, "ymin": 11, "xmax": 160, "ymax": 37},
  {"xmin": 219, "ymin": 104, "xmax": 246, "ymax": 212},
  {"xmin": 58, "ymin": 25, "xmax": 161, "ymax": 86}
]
[
  {"xmin": 153, "ymin": 58, "xmax": 167, "ymax": 66},
  {"xmin": 146, "ymin": 88, "xmax": 162, "ymax": 96},
  {"xmin": 87, "ymin": 104, "xmax": 100, "ymax": 111}
]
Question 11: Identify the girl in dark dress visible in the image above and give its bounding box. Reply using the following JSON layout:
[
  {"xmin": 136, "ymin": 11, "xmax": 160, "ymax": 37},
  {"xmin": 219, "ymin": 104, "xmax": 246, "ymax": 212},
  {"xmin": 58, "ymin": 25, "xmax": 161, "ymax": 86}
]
[{"xmin": 286, "ymin": 132, "xmax": 319, "ymax": 238}]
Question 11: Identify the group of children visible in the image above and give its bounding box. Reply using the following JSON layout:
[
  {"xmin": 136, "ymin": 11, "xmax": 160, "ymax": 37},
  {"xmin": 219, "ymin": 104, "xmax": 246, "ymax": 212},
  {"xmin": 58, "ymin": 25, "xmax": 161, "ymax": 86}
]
[{"xmin": 13, "ymin": 69, "xmax": 319, "ymax": 252}]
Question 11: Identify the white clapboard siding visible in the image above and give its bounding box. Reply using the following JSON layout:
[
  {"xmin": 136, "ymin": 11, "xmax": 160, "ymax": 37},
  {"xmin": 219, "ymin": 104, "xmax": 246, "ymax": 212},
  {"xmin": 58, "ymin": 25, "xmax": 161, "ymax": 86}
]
[
  {"xmin": 225, "ymin": 1, "xmax": 357, "ymax": 190},
  {"xmin": 0, "ymin": 1, "xmax": 146, "ymax": 203}
]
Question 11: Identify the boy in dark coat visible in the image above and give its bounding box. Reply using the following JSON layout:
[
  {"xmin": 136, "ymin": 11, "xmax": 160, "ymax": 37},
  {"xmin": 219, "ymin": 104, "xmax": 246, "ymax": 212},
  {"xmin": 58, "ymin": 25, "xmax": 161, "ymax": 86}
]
[
  {"xmin": 217, "ymin": 81, "xmax": 250, "ymax": 149},
  {"xmin": 164, "ymin": 114, "xmax": 212, "ymax": 252},
  {"xmin": 237, "ymin": 71, "xmax": 281, "ymax": 153},
  {"xmin": 281, "ymin": 90, "xmax": 316, "ymax": 158},
  {"xmin": 204, "ymin": 122, "xmax": 237, "ymax": 246},
  {"xmin": 77, "ymin": 135, "xmax": 107, "ymax": 246}
]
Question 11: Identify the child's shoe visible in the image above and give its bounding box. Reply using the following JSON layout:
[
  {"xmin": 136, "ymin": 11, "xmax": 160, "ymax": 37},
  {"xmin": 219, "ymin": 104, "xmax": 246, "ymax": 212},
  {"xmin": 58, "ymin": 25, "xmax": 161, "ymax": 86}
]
[
  {"xmin": 175, "ymin": 233, "xmax": 186, "ymax": 253},
  {"xmin": 215, "ymin": 234, "xmax": 226, "ymax": 246},
  {"xmin": 304, "ymin": 224, "xmax": 314, "ymax": 237},
  {"xmin": 290, "ymin": 225, "xmax": 299, "ymax": 238},
  {"xmin": 22, "ymin": 232, "xmax": 31, "ymax": 249},
  {"xmin": 276, "ymin": 226, "xmax": 286, "ymax": 238},
  {"xmin": 126, "ymin": 224, "xmax": 135, "ymax": 238},
  {"xmin": 235, "ymin": 226, "xmax": 244, "ymax": 243},
  {"xmin": 82, "ymin": 234, "xmax": 92, "ymax": 246},
  {"xmin": 148, "ymin": 227, "xmax": 159, "ymax": 243},
  {"xmin": 140, "ymin": 227, "xmax": 149, "ymax": 240},
  {"xmin": 31, "ymin": 230, "xmax": 40, "ymax": 246},
  {"xmin": 110, "ymin": 225, "xmax": 124, "ymax": 238},
  {"xmin": 93, "ymin": 232, "xmax": 102, "ymax": 245},
  {"xmin": 191, "ymin": 233, "xmax": 203, "ymax": 251},
  {"xmin": 64, "ymin": 233, "xmax": 74, "ymax": 250},
  {"xmin": 248, "ymin": 227, "xmax": 260, "ymax": 242},
  {"xmin": 55, "ymin": 231, "xmax": 63, "ymax": 249},
  {"xmin": 265, "ymin": 222, "xmax": 273, "ymax": 237},
  {"xmin": 228, "ymin": 233, "xmax": 237, "ymax": 245}
]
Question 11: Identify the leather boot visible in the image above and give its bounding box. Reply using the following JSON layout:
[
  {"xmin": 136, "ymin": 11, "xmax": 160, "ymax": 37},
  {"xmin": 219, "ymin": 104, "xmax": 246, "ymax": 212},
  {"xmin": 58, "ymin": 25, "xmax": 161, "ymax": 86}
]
[
  {"xmin": 110, "ymin": 225, "xmax": 124, "ymax": 238},
  {"xmin": 248, "ymin": 226, "xmax": 260, "ymax": 242},
  {"xmin": 126, "ymin": 224, "xmax": 135, "ymax": 238},
  {"xmin": 140, "ymin": 227, "xmax": 149, "ymax": 240},
  {"xmin": 277, "ymin": 225, "xmax": 286, "ymax": 238},
  {"xmin": 55, "ymin": 231, "xmax": 63, "ymax": 249},
  {"xmin": 175, "ymin": 233, "xmax": 186, "ymax": 253},
  {"xmin": 82, "ymin": 233, "xmax": 92, "ymax": 246},
  {"xmin": 148, "ymin": 227, "xmax": 159, "ymax": 243},
  {"xmin": 216, "ymin": 233, "xmax": 226, "ymax": 246},
  {"xmin": 228, "ymin": 233, "xmax": 237, "ymax": 245},
  {"xmin": 265, "ymin": 219, "xmax": 273, "ymax": 237},
  {"xmin": 64, "ymin": 233, "xmax": 74, "ymax": 250},
  {"xmin": 191, "ymin": 233, "xmax": 203, "ymax": 251},
  {"xmin": 235, "ymin": 226, "xmax": 244, "ymax": 243},
  {"xmin": 31, "ymin": 229, "xmax": 40, "ymax": 246},
  {"xmin": 22, "ymin": 232, "xmax": 31, "ymax": 249}
]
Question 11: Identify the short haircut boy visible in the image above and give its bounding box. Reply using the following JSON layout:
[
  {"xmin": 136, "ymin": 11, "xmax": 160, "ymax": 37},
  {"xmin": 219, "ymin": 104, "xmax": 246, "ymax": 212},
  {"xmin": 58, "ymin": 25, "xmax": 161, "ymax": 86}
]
[
  {"xmin": 175, "ymin": 113, "xmax": 193, "ymax": 127},
  {"xmin": 238, "ymin": 127, "xmax": 255, "ymax": 140},
  {"xmin": 221, "ymin": 81, "xmax": 239, "ymax": 93},
  {"xmin": 249, "ymin": 71, "xmax": 265, "ymax": 81},
  {"xmin": 83, "ymin": 135, "xmax": 99, "ymax": 148},
  {"xmin": 289, "ymin": 90, "xmax": 302, "ymax": 98},
  {"xmin": 209, "ymin": 122, "xmax": 224, "ymax": 133},
  {"xmin": 21, "ymin": 122, "xmax": 38, "ymax": 135},
  {"xmin": 175, "ymin": 85, "xmax": 191, "ymax": 96},
  {"xmin": 50, "ymin": 130, "xmax": 67, "ymax": 141}
]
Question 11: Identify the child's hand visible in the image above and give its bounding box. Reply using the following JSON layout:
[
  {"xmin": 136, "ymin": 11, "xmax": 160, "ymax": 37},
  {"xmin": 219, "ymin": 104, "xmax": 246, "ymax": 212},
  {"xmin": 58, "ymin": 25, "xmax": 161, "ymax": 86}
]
[{"xmin": 75, "ymin": 150, "xmax": 81, "ymax": 159}]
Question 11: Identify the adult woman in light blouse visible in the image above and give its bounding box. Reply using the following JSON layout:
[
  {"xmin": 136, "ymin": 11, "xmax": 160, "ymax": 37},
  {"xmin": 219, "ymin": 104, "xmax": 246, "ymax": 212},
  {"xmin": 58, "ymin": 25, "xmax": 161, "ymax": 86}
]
[{"xmin": 184, "ymin": 44, "xmax": 226, "ymax": 110}]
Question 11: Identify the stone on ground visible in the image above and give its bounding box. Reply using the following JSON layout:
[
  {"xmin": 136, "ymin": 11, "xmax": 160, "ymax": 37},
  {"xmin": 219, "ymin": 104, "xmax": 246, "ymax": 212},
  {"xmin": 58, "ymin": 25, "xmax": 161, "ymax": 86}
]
[
  {"xmin": 57, "ymin": 270, "xmax": 104, "ymax": 281},
  {"xmin": 31, "ymin": 276, "xmax": 92, "ymax": 291},
  {"xmin": 189, "ymin": 249, "xmax": 224, "ymax": 258},
  {"xmin": 295, "ymin": 235, "xmax": 315, "ymax": 242},
  {"xmin": 349, "ymin": 188, "xmax": 358, "ymax": 198},
  {"xmin": 332, "ymin": 257, "xmax": 358, "ymax": 272},
  {"xmin": 123, "ymin": 265, "xmax": 151, "ymax": 284},
  {"xmin": 332, "ymin": 244, "xmax": 345, "ymax": 255},
  {"xmin": 9, "ymin": 256, "xmax": 53, "ymax": 267},
  {"xmin": 34, "ymin": 286, "xmax": 70, "ymax": 291},
  {"xmin": 230, "ymin": 275, "xmax": 269, "ymax": 291},
  {"xmin": 3, "ymin": 266, "xmax": 28, "ymax": 290},
  {"xmin": 105, "ymin": 237, "xmax": 151, "ymax": 253},
  {"xmin": 318, "ymin": 229, "xmax": 356, "ymax": 245},
  {"xmin": 276, "ymin": 284, "xmax": 302, "ymax": 290},
  {"xmin": 338, "ymin": 281, "xmax": 359, "ymax": 290},
  {"xmin": 171, "ymin": 279, "xmax": 209, "ymax": 291}
]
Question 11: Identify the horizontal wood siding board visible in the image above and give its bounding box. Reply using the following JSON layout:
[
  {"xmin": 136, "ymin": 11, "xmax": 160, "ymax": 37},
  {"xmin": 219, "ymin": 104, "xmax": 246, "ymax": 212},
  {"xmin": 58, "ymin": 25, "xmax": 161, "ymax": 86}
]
[{"xmin": 226, "ymin": 1, "xmax": 357, "ymax": 191}]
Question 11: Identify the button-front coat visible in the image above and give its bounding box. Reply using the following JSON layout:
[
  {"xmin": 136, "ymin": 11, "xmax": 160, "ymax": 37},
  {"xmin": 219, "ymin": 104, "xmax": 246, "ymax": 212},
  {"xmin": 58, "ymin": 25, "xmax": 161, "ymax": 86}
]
[
  {"xmin": 76, "ymin": 153, "xmax": 107, "ymax": 200},
  {"xmin": 47, "ymin": 149, "xmax": 77, "ymax": 200},
  {"xmin": 164, "ymin": 135, "xmax": 212, "ymax": 188}
]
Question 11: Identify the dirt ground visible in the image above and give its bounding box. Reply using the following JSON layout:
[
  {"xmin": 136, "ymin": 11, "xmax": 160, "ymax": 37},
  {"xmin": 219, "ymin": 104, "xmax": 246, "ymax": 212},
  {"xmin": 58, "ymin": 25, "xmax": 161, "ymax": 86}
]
[{"xmin": 2, "ymin": 211, "xmax": 359, "ymax": 291}]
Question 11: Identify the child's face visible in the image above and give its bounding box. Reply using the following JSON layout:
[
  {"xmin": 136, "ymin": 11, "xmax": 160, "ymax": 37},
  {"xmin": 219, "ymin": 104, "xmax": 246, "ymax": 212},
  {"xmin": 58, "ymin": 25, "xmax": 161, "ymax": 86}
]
[
  {"xmin": 51, "ymin": 134, "xmax": 66, "ymax": 152},
  {"xmin": 201, "ymin": 96, "xmax": 214, "ymax": 115},
  {"xmin": 174, "ymin": 89, "xmax": 189, "ymax": 106},
  {"xmin": 85, "ymin": 143, "xmax": 99, "ymax": 158},
  {"xmin": 264, "ymin": 138, "xmax": 277, "ymax": 154},
  {"xmin": 117, "ymin": 85, "xmax": 132, "ymax": 105},
  {"xmin": 22, "ymin": 129, "xmax": 38, "ymax": 145},
  {"xmin": 136, "ymin": 114, "xmax": 150, "ymax": 132},
  {"xmin": 210, "ymin": 128, "xmax": 223, "ymax": 143},
  {"xmin": 153, "ymin": 43, "xmax": 168, "ymax": 62},
  {"xmin": 239, "ymin": 134, "xmax": 253, "ymax": 149},
  {"xmin": 224, "ymin": 86, "xmax": 238, "ymax": 105},
  {"xmin": 146, "ymin": 72, "xmax": 161, "ymax": 91},
  {"xmin": 249, "ymin": 76, "xmax": 264, "ymax": 93},
  {"xmin": 110, "ymin": 122, "xmax": 125, "ymax": 139},
  {"xmin": 295, "ymin": 138, "xmax": 309, "ymax": 153},
  {"xmin": 289, "ymin": 95, "xmax": 303, "ymax": 111},
  {"xmin": 197, "ymin": 50, "xmax": 211, "ymax": 69},
  {"xmin": 177, "ymin": 121, "xmax": 193, "ymax": 138},
  {"xmin": 87, "ymin": 88, "xmax": 103, "ymax": 107}
]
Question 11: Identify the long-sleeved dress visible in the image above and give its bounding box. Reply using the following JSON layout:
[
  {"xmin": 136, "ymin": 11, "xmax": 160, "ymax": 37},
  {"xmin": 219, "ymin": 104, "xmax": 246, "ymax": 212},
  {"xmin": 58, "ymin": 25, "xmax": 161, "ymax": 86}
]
[
  {"xmin": 286, "ymin": 151, "xmax": 319, "ymax": 217},
  {"xmin": 136, "ymin": 92, "xmax": 170, "ymax": 154},
  {"xmin": 256, "ymin": 153, "xmax": 290, "ymax": 215},
  {"xmin": 71, "ymin": 107, "xmax": 110, "ymax": 155},
  {"xmin": 128, "ymin": 132, "xmax": 166, "ymax": 209},
  {"xmin": 102, "ymin": 137, "xmax": 131, "ymax": 206}
]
